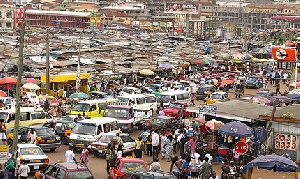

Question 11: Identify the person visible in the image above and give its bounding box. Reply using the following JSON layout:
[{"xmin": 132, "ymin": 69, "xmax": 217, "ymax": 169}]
[
  {"xmin": 149, "ymin": 157, "xmax": 161, "ymax": 172},
  {"xmin": 105, "ymin": 144, "xmax": 115, "ymax": 174},
  {"xmin": 180, "ymin": 155, "xmax": 191, "ymax": 179},
  {"xmin": 0, "ymin": 120, "xmax": 6, "ymax": 144},
  {"xmin": 116, "ymin": 145, "xmax": 123, "ymax": 159},
  {"xmin": 190, "ymin": 93, "xmax": 196, "ymax": 106},
  {"xmin": 27, "ymin": 128, "xmax": 36, "ymax": 144},
  {"xmin": 4, "ymin": 158, "xmax": 15, "ymax": 179},
  {"xmin": 80, "ymin": 144, "xmax": 89, "ymax": 166},
  {"xmin": 115, "ymin": 133, "xmax": 123, "ymax": 149},
  {"xmin": 146, "ymin": 132, "xmax": 152, "ymax": 156},
  {"xmin": 165, "ymin": 135, "xmax": 175, "ymax": 162},
  {"xmin": 170, "ymin": 156, "xmax": 180, "ymax": 178},
  {"xmin": 159, "ymin": 107, "xmax": 165, "ymax": 116},
  {"xmin": 189, "ymin": 136, "xmax": 197, "ymax": 155},
  {"xmin": 160, "ymin": 132, "xmax": 167, "ymax": 159},
  {"xmin": 152, "ymin": 129, "xmax": 160, "ymax": 159},
  {"xmin": 140, "ymin": 129, "xmax": 149, "ymax": 154},
  {"xmin": 135, "ymin": 137, "xmax": 143, "ymax": 158},
  {"xmin": 18, "ymin": 161, "xmax": 30, "ymax": 179},
  {"xmin": 221, "ymin": 159, "xmax": 230, "ymax": 179},
  {"xmin": 200, "ymin": 157, "xmax": 213, "ymax": 179},
  {"xmin": 65, "ymin": 146, "xmax": 76, "ymax": 163},
  {"xmin": 210, "ymin": 171, "xmax": 220, "ymax": 179},
  {"xmin": 275, "ymin": 82, "xmax": 281, "ymax": 95}
]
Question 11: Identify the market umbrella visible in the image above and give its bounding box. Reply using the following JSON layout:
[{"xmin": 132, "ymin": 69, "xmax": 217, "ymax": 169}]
[
  {"xmin": 286, "ymin": 94, "xmax": 300, "ymax": 99},
  {"xmin": 38, "ymin": 95, "xmax": 54, "ymax": 100},
  {"xmin": 247, "ymin": 155, "xmax": 299, "ymax": 172},
  {"xmin": 22, "ymin": 83, "xmax": 40, "ymax": 90},
  {"xmin": 191, "ymin": 59, "xmax": 201, "ymax": 65},
  {"xmin": 22, "ymin": 78, "xmax": 38, "ymax": 84},
  {"xmin": 159, "ymin": 64, "xmax": 173, "ymax": 69},
  {"xmin": 139, "ymin": 69, "xmax": 154, "ymax": 75},
  {"xmin": 219, "ymin": 121, "xmax": 253, "ymax": 137},
  {"xmin": 0, "ymin": 90, "xmax": 7, "ymax": 97},
  {"xmin": 0, "ymin": 77, "xmax": 17, "ymax": 85},
  {"xmin": 221, "ymin": 80, "xmax": 234, "ymax": 85},
  {"xmin": 205, "ymin": 119, "xmax": 224, "ymax": 131},
  {"xmin": 69, "ymin": 92, "xmax": 89, "ymax": 99}
]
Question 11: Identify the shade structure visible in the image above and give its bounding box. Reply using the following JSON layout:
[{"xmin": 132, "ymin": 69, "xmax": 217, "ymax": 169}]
[
  {"xmin": 69, "ymin": 92, "xmax": 89, "ymax": 99},
  {"xmin": 191, "ymin": 58, "xmax": 212, "ymax": 65},
  {"xmin": 139, "ymin": 69, "xmax": 154, "ymax": 75},
  {"xmin": 286, "ymin": 94, "xmax": 300, "ymax": 99},
  {"xmin": 247, "ymin": 155, "xmax": 299, "ymax": 172},
  {"xmin": 22, "ymin": 78, "xmax": 38, "ymax": 84},
  {"xmin": 0, "ymin": 77, "xmax": 17, "ymax": 85},
  {"xmin": 219, "ymin": 121, "xmax": 253, "ymax": 137},
  {"xmin": 22, "ymin": 83, "xmax": 40, "ymax": 90},
  {"xmin": 205, "ymin": 119, "xmax": 224, "ymax": 131},
  {"xmin": 0, "ymin": 90, "xmax": 7, "ymax": 97},
  {"xmin": 159, "ymin": 63, "xmax": 173, "ymax": 69}
]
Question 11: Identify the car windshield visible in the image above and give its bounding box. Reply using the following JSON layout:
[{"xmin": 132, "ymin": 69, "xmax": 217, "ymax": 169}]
[
  {"xmin": 35, "ymin": 128, "xmax": 55, "ymax": 136},
  {"xmin": 118, "ymin": 97, "xmax": 129, "ymax": 104},
  {"xmin": 60, "ymin": 117, "xmax": 74, "ymax": 121},
  {"xmin": 211, "ymin": 94, "xmax": 222, "ymax": 100},
  {"xmin": 20, "ymin": 147, "xmax": 44, "ymax": 155},
  {"xmin": 68, "ymin": 170, "xmax": 93, "ymax": 179},
  {"xmin": 120, "ymin": 162, "xmax": 147, "ymax": 173},
  {"xmin": 158, "ymin": 95, "xmax": 171, "ymax": 103},
  {"xmin": 136, "ymin": 98, "xmax": 146, "ymax": 104},
  {"xmin": 72, "ymin": 123, "xmax": 96, "ymax": 135},
  {"xmin": 97, "ymin": 137, "xmax": 111, "ymax": 143},
  {"xmin": 153, "ymin": 118, "xmax": 166, "ymax": 124},
  {"xmin": 72, "ymin": 103, "xmax": 90, "ymax": 112},
  {"xmin": 169, "ymin": 103, "xmax": 182, "ymax": 108},
  {"xmin": 104, "ymin": 108, "xmax": 129, "ymax": 118}
]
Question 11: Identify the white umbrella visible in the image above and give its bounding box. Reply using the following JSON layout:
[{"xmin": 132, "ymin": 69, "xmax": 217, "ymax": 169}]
[
  {"xmin": 22, "ymin": 83, "xmax": 40, "ymax": 90},
  {"xmin": 139, "ymin": 69, "xmax": 154, "ymax": 75}
]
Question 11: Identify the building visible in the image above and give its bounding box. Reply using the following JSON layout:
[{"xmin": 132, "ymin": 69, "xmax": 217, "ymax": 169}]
[
  {"xmin": 101, "ymin": 10, "xmax": 134, "ymax": 26},
  {"xmin": 0, "ymin": 1, "xmax": 14, "ymax": 30},
  {"xmin": 25, "ymin": 9, "xmax": 91, "ymax": 29}
]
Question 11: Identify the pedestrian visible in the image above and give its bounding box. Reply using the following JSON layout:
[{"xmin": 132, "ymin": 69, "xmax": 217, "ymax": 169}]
[
  {"xmin": 140, "ymin": 129, "xmax": 149, "ymax": 154},
  {"xmin": 149, "ymin": 157, "xmax": 161, "ymax": 172},
  {"xmin": 221, "ymin": 159, "xmax": 230, "ymax": 179},
  {"xmin": 105, "ymin": 144, "xmax": 114, "ymax": 174},
  {"xmin": 158, "ymin": 107, "xmax": 165, "ymax": 116},
  {"xmin": 165, "ymin": 135, "xmax": 175, "ymax": 162},
  {"xmin": 210, "ymin": 171, "xmax": 220, "ymax": 179},
  {"xmin": 160, "ymin": 132, "xmax": 167, "ymax": 159},
  {"xmin": 283, "ymin": 71, "xmax": 288, "ymax": 84},
  {"xmin": 271, "ymin": 71, "xmax": 275, "ymax": 85},
  {"xmin": 151, "ymin": 129, "xmax": 160, "ymax": 159},
  {"xmin": 190, "ymin": 93, "xmax": 195, "ymax": 106},
  {"xmin": 4, "ymin": 158, "xmax": 15, "ymax": 179},
  {"xmin": 189, "ymin": 135, "xmax": 197, "ymax": 155},
  {"xmin": 275, "ymin": 82, "xmax": 281, "ymax": 95},
  {"xmin": 0, "ymin": 120, "xmax": 6, "ymax": 145},
  {"xmin": 65, "ymin": 146, "xmax": 76, "ymax": 163},
  {"xmin": 27, "ymin": 128, "xmax": 36, "ymax": 144},
  {"xmin": 179, "ymin": 132, "xmax": 188, "ymax": 155},
  {"xmin": 115, "ymin": 133, "xmax": 123, "ymax": 149},
  {"xmin": 200, "ymin": 157, "xmax": 213, "ymax": 179},
  {"xmin": 18, "ymin": 161, "xmax": 30, "ymax": 179},
  {"xmin": 146, "ymin": 133, "xmax": 152, "ymax": 156},
  {"xmin": 135, "ymin": 137, "xmax": 143, "ymax": 158},
  {"xmin": 116, "ymin": 145, "xmax": 123, "ymax": 159},
  {"xmin": 180, "ymin": 155, "xmax": 191, "ymax": 179},
  {"xmin": 80, "ymin": 144, "xmax": 89, "ymax": 166},
  {"xmin": 170, "ymin": 156, "xmax": 181, "ymax": 178}
]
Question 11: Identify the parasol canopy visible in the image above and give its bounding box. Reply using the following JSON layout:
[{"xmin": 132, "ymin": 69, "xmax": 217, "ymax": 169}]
[
  {"xmin": 159, "ymin": 64, "xmax": 173, "ymax": 69},
  {"xmin": 0, "ymin": 90, "xmax": 7, "ymax": 97},
  {"xmin": 139, "ymin": 69, "xmax": 154, "ymax": 76},
  {"xmin": 205, "ymin": 119, "xmax": 224, "ymax": 131},
  {"xmin": 22, "ymin": 83, "xmax": 40, "ymax": 90},
  {"xmin": 22, "ymin": 78, "xmax": 38, "ymax": 84},
  {"xmin": 69, "ymin": 92, "xmax": 89, "ymax": 99},
  {"xmin": 219, "ymin": 121, "xmax": 253, "ymax": 137},
  {"xmin": 0, "ymin": 77, "xmax": 17, "ymax": 85}
]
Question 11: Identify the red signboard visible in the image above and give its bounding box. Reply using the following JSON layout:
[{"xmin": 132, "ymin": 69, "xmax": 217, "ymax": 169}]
[
  {"xmin": 272, "ymin": 47, "xmax": 296, "ymax": 61},
  {"xmin": 234, "ymin": 142, "xmax": 248, "ymax": 154},
  {"xmin": 15, "ymin": 8, "xmax": 24, "ymax": 30}
]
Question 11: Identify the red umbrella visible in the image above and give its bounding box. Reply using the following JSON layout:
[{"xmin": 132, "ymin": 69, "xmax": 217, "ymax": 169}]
[
  {"xmin": 22, "ymin": 78, "xmax": 37, "ymax": 84},
  {"xmin": 0, "ymin": 77, "xmax": 17, "ymax": 85},
  {"xmin": 0, "ymin": 90, "xmax": 7, "ymax": 97}
]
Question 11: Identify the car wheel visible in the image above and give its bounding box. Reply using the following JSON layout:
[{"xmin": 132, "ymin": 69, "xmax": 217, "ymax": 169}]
[
  {"xmin": 50, "ymin": 148, "xmax": 56, "ymax": 152},
  {"xmin": 61, "ymin": 137, "xmax": 69, "ymax": 145},
  {"xmin": 7, "ymin": 139, "xmax": 13, "ymax": 147}
]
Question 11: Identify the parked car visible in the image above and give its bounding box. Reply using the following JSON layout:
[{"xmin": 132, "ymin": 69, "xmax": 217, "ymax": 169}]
[
  {"xmin": 211, "ymin": 92, "xmax": 229, "ymax": 101},
  {"xmin": 245, "ymin": 77, "xmax": 263, "ymax": 89},
  {"xmin": 109, "ymin": 158, "xmax": 148, "ymax": 179},
  {"xmin": 43, "ymin": 120, "xmax": 76, "ymax": 145},
  {"xmin": 119, "ymin": 171, "xmax": 176, "ymax": 179},
  {"xmin": 163, "ymin": 102, "xmax": 192, "ymax": 118},
  {"xmin": 256, "ymin": 90, "xmax": 275, "ymax": 99},
  {"xmin": 143, "ymin": 116, "xmax": 175, "ymax": 131},
  {"xmin": 195, "ymin": 85, "xmax": 216, "ymax": 100},
  {"xmin": 7, "ymin": 126, "xmax": 61, "ymax": 151},
  {"xmin": 40, "ymin": 162, "xmax": 94, "ymax": 179},
  {"xmin": 120, "ymin": 87, "xmax": 142, "ymax": 96},
  {"xmin": 88, "ymin": 91, "xmax": 112, "ymax": 99},
  {"xmin": 89, "ymin": 133, "xmax": 136, "ymax": 157},
  {"xmin": 17, "ymin": 144, "xmax": 49, "ymax": 172}
]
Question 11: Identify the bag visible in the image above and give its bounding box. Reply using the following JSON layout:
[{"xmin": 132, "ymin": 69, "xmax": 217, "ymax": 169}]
[{"xmin": 6, "ymin": 159, "xmax": 15, "ymax": 169}]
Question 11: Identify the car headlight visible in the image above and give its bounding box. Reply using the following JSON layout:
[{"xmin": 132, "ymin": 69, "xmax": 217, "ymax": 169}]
[{"xmin": 56, "ymin": 137, "xmax": 61, "ymax": 140}]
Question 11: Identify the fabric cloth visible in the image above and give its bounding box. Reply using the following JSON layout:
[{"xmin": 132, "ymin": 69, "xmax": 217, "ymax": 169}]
[
  {"xmin": 165, "ymin": 138, "xmax": 174, "ymax": 159},
  {"xmin": 65, "ymin": 150, "xmax": 75, "ymax": 163},
  {"xmin": 150, "ymin": 162, "xmax": 161, "ymax": 172},
  {"xmin": 18, "ymin": 164, "xmax": 30, "ymax": 177},
  {"xmin": 160, "ymin": 135, "xmax": 167, "ymax": 157}
]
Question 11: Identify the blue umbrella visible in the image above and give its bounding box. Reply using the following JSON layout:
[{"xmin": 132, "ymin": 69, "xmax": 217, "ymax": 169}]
[
  {"xmin": 248, "ymin": 155, "xmax": 299, "ymax": 172},
  {"xmin": 69, "ymin": 92, "xmax": 89, "ymax": 99},
  {"xmin": 286, "ymin": 94, "xmax": 300, "ymax": 99},
  {"xmin": 218, "ymin": 121, "xmax": 253, "ymax": 137}
]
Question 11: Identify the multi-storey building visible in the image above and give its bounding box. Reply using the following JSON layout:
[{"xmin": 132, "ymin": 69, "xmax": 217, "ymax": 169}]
[{"xmin": 0, "ymin": 1, "xmax": 14, "ymax": 30}]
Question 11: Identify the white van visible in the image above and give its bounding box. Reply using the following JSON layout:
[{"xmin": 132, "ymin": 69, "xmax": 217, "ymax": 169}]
[
  {"xmin": 158, "ymin": 90, "xmax": 190, "ymax": 107},
  {"xmin": 117, "ymin": 94, "xmax": 157, "ymax": 113},
  {"xmin": 69, "ymin": 117, "xmax": 119, "ymax": 150}
]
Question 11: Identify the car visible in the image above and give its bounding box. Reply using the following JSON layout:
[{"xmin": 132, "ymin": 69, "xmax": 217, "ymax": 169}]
[
  {"xmin": 211, "ymin": 92, "xmax": 229, "ymax": 101},
  {"xmin": 89, "ymin": 133, "xmax": 136, "ymax": 157},
  {"xmin": 143, "ymin": 116, "xmax": 175, "ymax": 131},
  {"xmin": 245, "ymin": 77, "xmax": 263, "ymax": 89},
  {"xmin": 163, "ymin": 102, "xmax": 192, "ymax": 118},
  {"xmin": 109, "ymin": 158, "xmax": 149, "ymax": 179},
  {"xmin": 88, "ymin": 91, "xmax": 112, "ymax": 99},
  {"xmin": 256, "ymin": 90, "xmax": 275, "ymax": 99},
  {"xmin": 119, "ymin": 171, "xmax": 176, "ymax": 179},
  {"xmin": 40, "ymin": 162, "xmax": 94, "ymax": 179},
  {"xmin": 7, "ymin": 126, "xmax": 61, "ymax": 151},
  {"xmin": 43, "ymin": 120, "xmax": 76, "ymax": 145},
  {"xmin": 17, "ymin": 144, "xmax": 49, "ymax": 172},
  {"xmin": 195, "ymin": 85, "xmax": 216, "ymax": 100},
  {"xmin": 120, "ymin": 87, "xmax": 142, "ymax": 96}
]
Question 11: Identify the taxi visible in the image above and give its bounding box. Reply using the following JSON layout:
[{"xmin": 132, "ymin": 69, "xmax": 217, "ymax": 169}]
[
  {"xmin": 109, "ymin": 158, "xmax": 148, "ymax": 179},
  {"xmin": 17, "ymin": 144, "xmax": 49, "ymax": 172}
]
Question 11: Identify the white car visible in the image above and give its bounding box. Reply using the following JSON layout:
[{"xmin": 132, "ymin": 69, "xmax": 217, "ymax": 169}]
[
  {"xmin": 119, "ymin": 87, "xmax": 141, "ymax": 96},
  {"xmin": 17, "ymin": 144, "xmax": 49, "ymax": 172}
]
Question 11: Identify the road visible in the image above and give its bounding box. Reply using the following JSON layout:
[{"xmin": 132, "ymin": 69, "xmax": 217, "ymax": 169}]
[{"xmin": 32, "ymin": 85, "xmax": 294, "ymax": 178}]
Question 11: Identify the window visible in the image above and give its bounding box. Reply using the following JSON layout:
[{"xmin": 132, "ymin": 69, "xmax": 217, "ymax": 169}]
[
  {"xmin": 89, "ymin": 105, "xmax": 96, "ymax": 112},
  {"xmin": 122, "ymin": 136, "xmax": 134, "ymax": 142},
  {"xmin": 56, "ymin": 168, "xmax": 66, "ymax": 179},
  {"xmin": 68, "ymin": 170, "xmax": 93, "ymax": 179},
  {"xmin": 0, "ymin": 23, "xmax": 2, "ymax": 28},
  {"xmin": 6, "ymin": 12, "xmax": 12, "ymax": 18},
  {"xmin": 31, "ymin": 112, "xmax": 45, "ymax": 120},
  {"xmin": 0, "ymin": 11, "xmax": 2, "ymax": 17}
]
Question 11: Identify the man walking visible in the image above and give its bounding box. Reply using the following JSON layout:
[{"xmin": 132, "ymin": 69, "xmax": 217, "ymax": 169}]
[
  {"xmin": 152, "ymin": 129, "xmax": 160, "ymax": 159},
  {"xmin": 18, "ymin": 161, "xmax": 30, "ymax": 179},
  {"xmin": 65, "ymin": 146, "xmax": 76, "ymax": 163}
]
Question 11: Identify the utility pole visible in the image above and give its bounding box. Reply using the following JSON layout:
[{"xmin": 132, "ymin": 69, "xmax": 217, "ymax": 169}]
[
  {"xmin": 244, "ymin": 16, "xmax": 248, "ymax": 53},
  {"xmin": 76, "ymin": 31, "xmax": 82, "ymax": 93},
  {"xmin": 46, "ymin": 29, "xmax": 50, "ymax": 95},
  {"xmin": 12, "ymin": 20, "xmax": 26, "ymax": 160}
]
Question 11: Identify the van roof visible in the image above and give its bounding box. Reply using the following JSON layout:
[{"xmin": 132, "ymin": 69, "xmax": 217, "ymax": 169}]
[
  {"xmin": 0, "ymin": 107, "xmax": 44, "ymax": 113},
  {"xmin": 78, "ymin": 99, "xmax": 119, "ymax": 104},
  {"xmin": 118, "ymin": 94, "xmax": 146, "ymax": 98},
  {"xmin": 78, "ymin": 117, "xmax": 117, "ymax": 125},
  {"xmin": 160, "ymin": 90, "xmax": 189, "ymax": 95}
]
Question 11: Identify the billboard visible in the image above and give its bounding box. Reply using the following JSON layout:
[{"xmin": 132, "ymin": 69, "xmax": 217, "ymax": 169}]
[
  {"xmin": 90, "ymin": 16, "xmax": 101, "ymax": 30},
  {"xmin": 272, "ymin": 47, "xmax": 296, "ymax": 61},
  {"xmin": 15, "ymin": 8, "xmax": 24, "ymax": 30},
  {"xmin": 165, "ymin": 3, "xmax": 199, "ymax": 14}
]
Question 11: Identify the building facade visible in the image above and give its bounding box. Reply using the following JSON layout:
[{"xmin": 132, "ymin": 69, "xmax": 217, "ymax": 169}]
[{"xmin": 0, "ymin": 2, "xmax": 14, "ymax": 30}]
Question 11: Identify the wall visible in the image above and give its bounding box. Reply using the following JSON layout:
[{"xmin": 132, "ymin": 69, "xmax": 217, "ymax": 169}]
[{"xmin": 0, "ymin": 5, "xmax": 14, "ymax": 30}]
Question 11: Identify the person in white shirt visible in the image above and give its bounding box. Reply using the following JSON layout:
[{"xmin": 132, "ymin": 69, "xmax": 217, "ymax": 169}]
[
  {"xmin": 65, "ymin": 146, "xmax": 76, "ymax": 163},
  {"xmin": 149, "ymin": 157, "xmax": 161, "ymax": 172},
  {"xmin": 151, "ymin": 130, "xmax": 160, "ymax": 159},
  {"xmin": 210, "ymin": 171, "xmax": 220, "ymax": 179},
  {"xmin": 116, "ymin": 145, "xmax": 123, "ymax": 159},
  {"xmin": 18, "ymin": 161, "xmax": 30, "ymax": 179}
]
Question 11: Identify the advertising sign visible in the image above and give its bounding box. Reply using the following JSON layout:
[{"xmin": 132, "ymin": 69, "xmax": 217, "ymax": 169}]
[
  {"xmin": 132, "ymin": 21, "xmax": 140, "ymax": 26},
  {"xmin": 199, "ymin": 105, "xmax": 217, "ymax": 116},
  {"xmin": 275, "ymin": 133, "xmax": 297, "ymax": 150},
  {"xmin": 272, "ymin": 48, "xmax": 296, "ymax": 61},
  {"xmin": 15, "ymin": 8, "xmax": 24, "ymax": 30},
  {"xmin": 165, "ymin": 3, "xmax": 199, "ymax": 14},
  {"xmin": 90, "ymin": 16, "xmax": 101, "ymax": 30}
]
